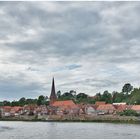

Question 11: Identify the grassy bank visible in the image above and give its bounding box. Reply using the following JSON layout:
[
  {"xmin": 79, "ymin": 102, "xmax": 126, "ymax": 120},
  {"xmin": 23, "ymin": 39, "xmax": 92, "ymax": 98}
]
[{"xmin": 0, "ymin": 115, "xmax": 140, "ymax": 124}]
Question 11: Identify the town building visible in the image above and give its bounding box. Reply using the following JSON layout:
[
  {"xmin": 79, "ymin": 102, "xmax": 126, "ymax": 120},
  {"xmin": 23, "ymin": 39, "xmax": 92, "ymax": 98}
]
[
  {"xmin": 114, "ymin": 104, "xmax": 131, "ymax": 113},
  {"xmin": 131, "ymin": 105, "xmax": 140, "ymax": 113},
  {"xmin": 113, "ymin": 103, "xmax": 126, "ymax": 105},
  {"xmin": 0, "ymin": 106, "xmax": 23, "ymax": 117},
  {"xmin": 95, "ymin": 101, "xmax": 106, "ymax": 106},
  {"xmin": 49, "ymin": 77, "xmax": 57, "ymax": 105},
  {"xmin": 96, "ymin": 104, "xmax": 116, "ymax": 114},
  {"xmin": 85, "ymin": 104, "xmax": 97, "ymax": 115},
  {"xmin": 51, "ymin": 100, "xmax": 79, "ymax": 115}
]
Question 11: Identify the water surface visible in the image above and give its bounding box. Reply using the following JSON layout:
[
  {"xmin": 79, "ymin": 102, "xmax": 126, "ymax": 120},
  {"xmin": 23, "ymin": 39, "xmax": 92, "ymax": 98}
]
[{"xmin": 0, "ymin": 121, "xmax": 140, "ymax": 139}]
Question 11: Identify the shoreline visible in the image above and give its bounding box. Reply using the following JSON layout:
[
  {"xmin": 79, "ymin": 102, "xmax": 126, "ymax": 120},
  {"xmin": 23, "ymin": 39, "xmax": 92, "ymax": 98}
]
[{"xmin": 0, "ymin": 115, "xmax": 140, "ymax": 124}]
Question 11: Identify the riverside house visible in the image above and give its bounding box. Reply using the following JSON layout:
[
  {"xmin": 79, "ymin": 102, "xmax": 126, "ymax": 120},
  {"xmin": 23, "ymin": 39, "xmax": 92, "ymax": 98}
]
[
  {"xmin": 23, "ymin": 104, "xmax": 38, "ymax": 115},
  {"xmin": 0, "ymin": 106, "xmax": 23, "ymax": 117},
  {"xmin": 114, "ymin": 104, "xmax": 132, "ymax": 113},
  {"xmin": 0, "ymin": 106, "xmax": 11, "ymax": 117},
  {"xmin": 95, "ymin": 101, "xmax": 106, "ymax": 106},
  {"xmin": 96, "ymin": 104, "xmax": 116, "ymax": 114},
  {"xmin": 35, "ymin": 105, "xmax": 48, "ymax": 116},
  {"xmin": 10, "ymin": 106, "xmax": 23, "ymax": 116},
  {"xmin": 51, "ymin": 100, "xmax": 80, "ymax": 116},
  {"xmin": 131, "ymin": 105, "xmax": 140, "ymax": 113},
  {"xmin": 0, "ymin": 103, "xmax": 139, "ymax": 118},
  {"xmin": 85, "ymin": 104, "xmax": 97, "ymax": 115}
]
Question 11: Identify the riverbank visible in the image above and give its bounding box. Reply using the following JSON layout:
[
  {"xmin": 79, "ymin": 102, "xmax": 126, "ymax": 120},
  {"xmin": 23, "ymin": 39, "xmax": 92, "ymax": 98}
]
[
  {"xmin": 47, "ymin": 115, "xmax": 140, "ymax": 124},
  {"xmin": 0, "ymin": 115, "xmax": 140, "ymax": 124}
]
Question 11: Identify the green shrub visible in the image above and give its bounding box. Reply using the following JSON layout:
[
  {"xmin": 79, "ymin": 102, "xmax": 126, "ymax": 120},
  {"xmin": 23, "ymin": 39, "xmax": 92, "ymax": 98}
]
[{"xmin": 119, "ymin": 109, "xmax": 140, "ymax": 116}]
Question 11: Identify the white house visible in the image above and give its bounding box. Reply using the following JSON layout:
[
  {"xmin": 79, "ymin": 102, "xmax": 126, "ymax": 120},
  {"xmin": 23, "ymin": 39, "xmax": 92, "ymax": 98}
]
[{"xmin": 85, "ymin": 105, "xmax": 97, "ymax": 115}]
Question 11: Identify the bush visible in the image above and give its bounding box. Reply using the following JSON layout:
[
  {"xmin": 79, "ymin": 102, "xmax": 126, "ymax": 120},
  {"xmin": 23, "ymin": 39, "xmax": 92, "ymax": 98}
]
[{"xmin": 119, "ymin": 109, "xmax": 140, "ymax": 117}]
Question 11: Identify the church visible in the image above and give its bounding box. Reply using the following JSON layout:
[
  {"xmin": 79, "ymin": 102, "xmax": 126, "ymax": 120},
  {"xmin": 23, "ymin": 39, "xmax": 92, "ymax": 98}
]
[
  {"xmin": 49, "ymin": 77, "xmax": 57, "ymax": 105},
  {"xmin": 50, "ymin": 78, "xmax": 77, "ymax": 109}
]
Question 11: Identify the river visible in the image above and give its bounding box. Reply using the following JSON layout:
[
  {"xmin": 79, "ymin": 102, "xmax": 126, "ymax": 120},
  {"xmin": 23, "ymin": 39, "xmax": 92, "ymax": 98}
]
[{"xmin": 0, "ymin": 121, "xmax": 140, "ymax": 139}]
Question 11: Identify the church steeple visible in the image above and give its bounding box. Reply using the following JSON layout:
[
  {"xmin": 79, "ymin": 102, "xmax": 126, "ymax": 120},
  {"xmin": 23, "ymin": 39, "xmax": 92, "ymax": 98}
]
[{"xmin": 50, "ymin": 77, "xmax": 57, "ymax": 105}]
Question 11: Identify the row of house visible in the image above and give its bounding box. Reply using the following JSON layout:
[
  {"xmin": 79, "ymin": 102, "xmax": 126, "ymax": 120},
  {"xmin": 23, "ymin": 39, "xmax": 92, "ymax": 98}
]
[
  {"xmin": 0, "ymin": 105, "xmax": 48, "ymax": 117},
  {"xmin": 1, "ymin": 101, "xmax": 140, "ymax": 118},
  {"xmin": 50, "ymin": 101, "xmax": 140, "ymax": 115}
]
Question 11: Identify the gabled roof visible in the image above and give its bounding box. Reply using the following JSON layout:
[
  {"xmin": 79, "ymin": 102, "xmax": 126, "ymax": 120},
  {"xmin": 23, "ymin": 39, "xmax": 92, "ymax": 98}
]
[
  {"xmin": 52, "ymin": 100, "xmax": 77, "ymax": 108},
  {"xmin": 114, "ymin": 105, "xmax": 130, "ymax": 111},
  {"xmin": 1, "ymin": 106, "xmax": 23, "ymax": 112},
  {"xmin": 11, "ymin": 106, "xmax": 23, "ymax": 111},
  {"xmin": 95, "ymin": 101, "xmax": 106, "ymax": 106},
  {"xmin": 96, "ymin": 104, "xmax": 116, "ymax": 111},
  {"xmin": 11, "ymin": 106, "xmax": 23, "ymax": 112},
  {"xmin": 1, "ymin": 106, "xmax": 11, "ymax": 109},
  {"xmin": 85, "ymin": 104, "xmax": 98, "ymax": 110},
  {"xmin": 23, "ymin": 104, "xmax": 38, "ymax": 110},
  {"xmin": 1, "ymin": 106, "xmax": 12, "ymax": 112},
  {"xmin": 131, "ymin": 105, "xmax": 140, "ymax": 111}
]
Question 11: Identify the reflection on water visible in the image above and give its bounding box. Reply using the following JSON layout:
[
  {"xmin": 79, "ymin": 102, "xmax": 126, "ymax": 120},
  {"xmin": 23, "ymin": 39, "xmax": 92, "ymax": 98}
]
[
  {"xmin": 0, "ymin": 126, "xmax": 13, "ymax": 133},
  {"xmin": 0, "ymin": 121, "xmax": 140, "ymax": 139}
]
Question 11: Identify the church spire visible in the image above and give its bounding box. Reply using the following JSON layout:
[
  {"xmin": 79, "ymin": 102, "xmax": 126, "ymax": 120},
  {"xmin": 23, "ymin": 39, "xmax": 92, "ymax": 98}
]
[{"xmin": 50, "ymin": 77, "xmax": 57, "ymax": 105}]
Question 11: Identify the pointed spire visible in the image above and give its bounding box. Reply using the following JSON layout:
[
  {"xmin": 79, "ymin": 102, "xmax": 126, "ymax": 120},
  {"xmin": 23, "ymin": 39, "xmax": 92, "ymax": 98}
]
[{"xmin": 50, "ymin": 77, "xmax": 57, "ymax": 105}]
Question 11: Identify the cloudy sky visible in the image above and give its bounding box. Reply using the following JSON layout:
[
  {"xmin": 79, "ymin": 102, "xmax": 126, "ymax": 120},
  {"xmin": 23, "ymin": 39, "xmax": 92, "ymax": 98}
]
[{"xmin": 0, "ymin": 2, "xmax": 140, "ymax": 100}]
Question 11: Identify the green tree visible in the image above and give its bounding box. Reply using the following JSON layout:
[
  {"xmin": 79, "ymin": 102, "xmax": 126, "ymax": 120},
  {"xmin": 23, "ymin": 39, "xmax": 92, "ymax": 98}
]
[
  {"xmin": 60, "ymin": 92, "xmax": 74, "ymax": 100},
  {"xmin": 122, "ymin": 83, "xmax": 133, "ymax": 95},
  {"xmin": 0, "ymin": 102, "xmax": 3, "ymax": 106},
  {"xmin": 26, "ymin": 98, "xmax": 37, "ymax": 105},
  {"xmin": 18, "ymin": 97, "xmax": 26, "ymax": 106},
  {"xmin": 101, "ymin": 90, "xmax": 112, "ymax": 103},
  {"xmin": 11, "ymin": 101, "xmax": 19, "ymax": 106},
  {"xmin": 70, "ymin": 90, "xmax": 77, "ymax": 101},
  {"xmin": 56, "ymin": 90, "xmax": 61, "ymax": 99},
  {"xmin": 95, "ymin": 93, "xmax": 102, "ymax": 101},
  {"xmin": 3, "ymin": 100, "xmax": 11, "ymax": 106},
  {"xmin": 119, "ymin": 109, "xmax": 139, "ymax": 116},
  {"xmin": 37, "ymin": 95, "xmax": 45, "ymax": 106},
  {"xmin": 70, "ymin": 90, "xmax": 76, "ymax": 96},
  {"xmin": 87, "ymin": 97, "xmax": 96, "ymax": 104},
  {"xmin": 112, "ymin": 91, "xmax": 126, "ymax": 103},
  {"xmin": 76, "ymin": 93, "xmax": 88, "ymax": 99},
  {"xmin": 129, "ymin": 88, "xmax": 140, "ymax": 104},
  {"xmin": 76, "ymin": 93, "xmax": 88, "ymax": 103}
]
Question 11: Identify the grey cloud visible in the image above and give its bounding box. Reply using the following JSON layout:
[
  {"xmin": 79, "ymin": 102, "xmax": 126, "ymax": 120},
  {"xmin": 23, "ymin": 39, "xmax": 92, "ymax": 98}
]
[
  {"xmin": 0, "ymin": 77, "xmax": 46, "ymax": 100},
  {"xmin": 0, "ymin": 2, "xmax": 140, "ymax": 99},
  {"xmin": 60, "ymin": 78, "xmax": 119, "ymax": 88}
]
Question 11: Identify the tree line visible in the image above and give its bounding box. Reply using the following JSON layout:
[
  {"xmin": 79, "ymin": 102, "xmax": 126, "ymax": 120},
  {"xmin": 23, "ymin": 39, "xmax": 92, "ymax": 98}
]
[{"xmin": 0, "ymin": 83, "xmax": 140, "ymax": 106}]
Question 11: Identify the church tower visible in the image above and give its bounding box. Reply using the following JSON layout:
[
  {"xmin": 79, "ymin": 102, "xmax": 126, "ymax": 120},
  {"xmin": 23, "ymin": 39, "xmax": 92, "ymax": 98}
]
[{"xmin": 49, "ymin": 77, "xmax": 57, "ymax": 105}]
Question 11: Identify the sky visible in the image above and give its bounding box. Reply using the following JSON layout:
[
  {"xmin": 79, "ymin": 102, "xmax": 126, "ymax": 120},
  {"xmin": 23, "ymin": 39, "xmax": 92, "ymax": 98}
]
[{"xmin": 0, "ymin": 1, "xmax": 140, "ymax": 101}]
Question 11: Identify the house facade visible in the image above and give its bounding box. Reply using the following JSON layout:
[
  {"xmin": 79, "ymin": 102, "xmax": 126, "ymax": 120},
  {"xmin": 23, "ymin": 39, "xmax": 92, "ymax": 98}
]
[
  {"xmin": 85, "ymin": 105, "xmax": 97, "ymax": 115},
  {"xmin": 131, "ymin": 105, "xmax": 140, "ymax": 113},
  {"xmin": 51, "ymin": 100, "xmax": 79, "ymax": 115},
  {"xmin": 96, "ymin": 104, "xmax": 116, "ymax": 114}
]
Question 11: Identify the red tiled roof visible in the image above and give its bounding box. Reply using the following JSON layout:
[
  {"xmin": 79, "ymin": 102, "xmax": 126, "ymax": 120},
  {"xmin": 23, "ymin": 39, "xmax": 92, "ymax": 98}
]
[
  {"xmin": 1, "ymin": 106, "xmax": 23, "ymax": 112},
  {"xmin": 131, "ymin": 105, "xmax": 140, "ymax": 111},
  {"xmin": 11, "ymin": 106, "xmax": 23, "ymax": 112},
  {"xmin": 85, "ymin": 104, "xmax": 98, "ymax": 109},
  {"xmin": 96, "ymin": 104, "xmax": 116, "ymax": 111},
  {"xmin": 23, "ymin": 105, "xmax": 38, "ymax": 110},
  {"xmin": 1, "ymin": 106, "xmax": 11, "ymax": 112},
  {"xmin": 52, "ymin": 100, "xmax": 77, "ymax": 108},
  {"xmin": 114, "ymin": 105, "xmax": 129, "ymax": 112},
  {"xmin": 95, "ymin": 101, "xmax": 106, "ymax": 106},
  {"xmin": 2, "ymin": 106, "xmax": 12, "ymax": 109}
]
